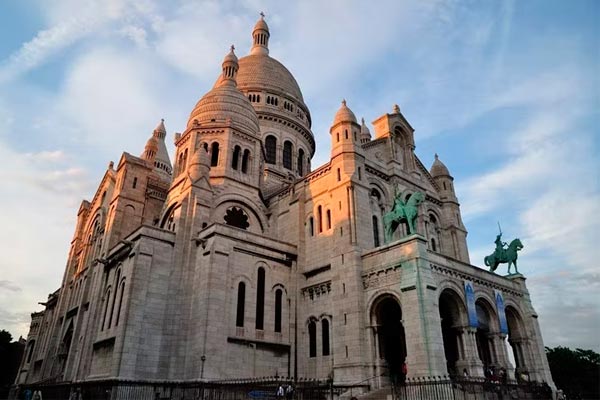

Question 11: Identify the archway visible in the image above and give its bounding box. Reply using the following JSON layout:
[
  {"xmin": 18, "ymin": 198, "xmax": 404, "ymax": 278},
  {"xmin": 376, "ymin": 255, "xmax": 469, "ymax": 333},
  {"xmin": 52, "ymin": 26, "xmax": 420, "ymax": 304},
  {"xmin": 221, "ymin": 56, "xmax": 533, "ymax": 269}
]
[
  {"xmin": 372, "ymin": 296, "xmax": 407, "ymax": 380},
  {"xmin": 475, "ymin": 299, "xmax": 495, "ymax": 369},
  {"xmin": 439, "ymin": 289, "xmax": 466, "ymax": 375},
  {"xmin": 506, "ymin": 306, "xmax": 528, "ymax": 374}
]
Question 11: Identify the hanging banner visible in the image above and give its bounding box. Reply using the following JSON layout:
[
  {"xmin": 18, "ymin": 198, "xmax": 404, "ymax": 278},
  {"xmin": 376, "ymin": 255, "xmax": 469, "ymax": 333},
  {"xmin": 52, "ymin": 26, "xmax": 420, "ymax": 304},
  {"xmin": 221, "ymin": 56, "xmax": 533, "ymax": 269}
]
[
  {"xmin": 464, "ymin": 280, "xmax": 478, "ymax": 327},
  {"xmin": 495, "ymin": 290, "xmax": 509, "ymax": 334}
]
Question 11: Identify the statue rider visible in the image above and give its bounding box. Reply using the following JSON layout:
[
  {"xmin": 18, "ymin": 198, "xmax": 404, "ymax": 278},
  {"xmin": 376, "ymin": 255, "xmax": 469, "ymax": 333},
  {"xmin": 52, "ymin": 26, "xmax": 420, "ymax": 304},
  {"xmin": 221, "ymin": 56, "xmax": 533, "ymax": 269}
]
[{"xmin": 494, "ymin": 233, "xmax": 507, "ymax": 257}]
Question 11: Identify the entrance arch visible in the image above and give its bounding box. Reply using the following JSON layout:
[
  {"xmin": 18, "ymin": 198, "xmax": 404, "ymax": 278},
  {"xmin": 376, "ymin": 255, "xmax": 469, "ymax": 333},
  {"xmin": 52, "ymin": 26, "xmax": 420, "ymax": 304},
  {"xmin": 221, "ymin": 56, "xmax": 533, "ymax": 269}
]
[
  {"xmin": 371, "ymin": 295, "xmax": 407, "ymax": 381},
  {"xmin": 506, "ymin": 306, "xmax": 529, "ymax": 374},
  {"xmin": 475, "ymin": 298, "xmax": 497, "ymax": 369},
  {"xmin": 439, "ymin": 288, "xmax": 467, "ymax": 375}
]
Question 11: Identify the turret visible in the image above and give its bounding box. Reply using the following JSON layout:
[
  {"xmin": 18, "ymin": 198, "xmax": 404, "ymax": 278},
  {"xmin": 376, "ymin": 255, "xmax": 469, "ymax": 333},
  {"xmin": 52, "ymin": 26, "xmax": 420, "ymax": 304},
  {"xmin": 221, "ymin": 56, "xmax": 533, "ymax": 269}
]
[
  {"xmin": 430, "ymin": 154, "xmax": 470, "ymax": 263},
  {"xmin": 330, "ymin": 100, "xmax": 363, "ymax": 158},
  {"xmin": 250, "ymin": 13, "xmax": 270, "ymax": 55},
  {"xmin": 360, "ymin": 117, "xmax": 371, "ymax": 143},
  {"xmin": 141, "ymin": 119, "xmax": 173, "ymax": 182}
]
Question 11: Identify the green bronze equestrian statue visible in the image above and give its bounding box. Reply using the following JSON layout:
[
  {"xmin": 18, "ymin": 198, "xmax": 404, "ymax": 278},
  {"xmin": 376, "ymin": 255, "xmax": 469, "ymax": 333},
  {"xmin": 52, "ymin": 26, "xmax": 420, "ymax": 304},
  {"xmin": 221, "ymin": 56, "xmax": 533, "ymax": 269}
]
[
  {"xmin": 484, "ymin": 231, "xmax": 524, "ymax": 275},
  {"xmin": 383, "ymin": 191, "xmax": 424, "ymax": 243}
]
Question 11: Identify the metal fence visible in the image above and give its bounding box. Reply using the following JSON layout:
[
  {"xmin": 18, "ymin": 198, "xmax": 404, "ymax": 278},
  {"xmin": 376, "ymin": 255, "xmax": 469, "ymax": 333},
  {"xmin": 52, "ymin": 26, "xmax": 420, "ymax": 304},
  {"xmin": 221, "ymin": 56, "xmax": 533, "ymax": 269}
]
[
  {"xmin": 13, "ymin": 377, "xmax": 364, "ymax": 400},
  {"xmin": 12, "ymin": 376, "xmax": 554, "ymax": 400},
  {"xmin": 392, "ymin": 376, "xmax": 553, "ymax": 400}
]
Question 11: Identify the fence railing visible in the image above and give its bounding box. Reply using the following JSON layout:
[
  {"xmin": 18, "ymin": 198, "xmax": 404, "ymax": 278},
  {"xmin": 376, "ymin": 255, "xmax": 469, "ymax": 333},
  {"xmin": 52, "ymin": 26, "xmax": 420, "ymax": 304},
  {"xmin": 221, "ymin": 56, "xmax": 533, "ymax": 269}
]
[
  {"xmin": 11, "ymin": 376, "xmax": 554, "ymax": 400},
  {"xmin": 392, "ymin": 376, "xmax": 553, "ymax": 400}
]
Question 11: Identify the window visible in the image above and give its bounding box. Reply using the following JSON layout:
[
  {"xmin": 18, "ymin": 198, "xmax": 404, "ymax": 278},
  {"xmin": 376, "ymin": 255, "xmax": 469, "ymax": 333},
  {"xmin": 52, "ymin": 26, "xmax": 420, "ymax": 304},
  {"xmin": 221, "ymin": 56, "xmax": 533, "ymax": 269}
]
[
  {"xmin": 358, "ymin": 167, "xmax": 362, "ymax": 180},
  {"xmin": 224, "ymin": 207, "xmax": 250, "ymax": 230},
  {"xmin": 326, "ymin": 210, "xmax": 332, "ymax": 230},
  {"xmin": 297, "ymin": 148, "xmax": 305, "ymax": 175},
  {"xmin": 265, "ymin": 136, "xmax": 277, "ymax": 164},
  {"xmin": 132, "ymin": 177, "xmax": 137, "ymax": 189},
  {"xmin": 242, "ymin": 149, "xmax": 250, "ymax": 173},
  {"xmin": 101, "ymin": 288, "xmax": 111, "ymax": 331},
  {"xmin": 236, "ymin": 282, "xmax": 245, "ymax": 327},
  {"xmin": 431, "ymin": 238, "xmax": 437, "ymax": 252},
  {"xmin": 283, "ymin": 141, "xmax": 293, "ymax": 170},
  {"xmin": 322, "ymin": 319, "xmax": 330, "ymax": 356},
  {"xmin": 274, "ymin": 289, "xmax": 282, "ymax": 333},
  {"xmin": 232, "ymin": 145, "xmax": 241, "ymax": 170},
  {"xmin": 337, "ymin": 168, "xmax": 341, "ymax": 181},
  {"xmin": 443, "ymin": 181, "xmax": 447, "ymax": 190},
  {"xmin": 372, "ymin": 216, "xmax": 380, "ymax": 247},
  {"xmin": 309, "ymin": 217, "xmax": 314, "ymax": 236},
  {"xmin": 256, "ymin": 267, "xmax": 265, "ymax": 330},
  {"xmin": 26, "ymin": 340, "xmax": 36, "ymax": 363},
  {"xmin": 211, "ymin": 142, "xmax": 219, "ymax": 167},
  {"xmin": 336, "ymin": 132, "xmax": 340, "ymax": 142},
  {"xmin": 317, "ymin": 206, "xmax": 323, "ymax": 233},
  {"xmin": 309, "ymin": 320, "xmax": 317, "ymax": 357},
  {"xmin": 345, "ymin": 129, "xmax": 348, "ymax": 139},
  {"xmin": 115, "ymin": 281, "xmax": 125, "ymax": 326}
]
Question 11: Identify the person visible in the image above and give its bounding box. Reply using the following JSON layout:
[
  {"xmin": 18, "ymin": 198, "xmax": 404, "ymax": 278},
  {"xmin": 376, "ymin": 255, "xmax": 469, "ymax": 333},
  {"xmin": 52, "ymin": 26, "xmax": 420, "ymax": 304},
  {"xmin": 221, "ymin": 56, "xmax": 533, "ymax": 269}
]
[
  {"xmin": 499, "ymin": 367, "xmax": 507, "ymax": 385},
  {"xmin": 494, "ymin": 234, "xmax": 507, "ymax": 256},
  {"xmin": 276, "ymin": 384, "xmax": 285, "ymax": 398},
  {"xmin": 285, "ymin": 383, "xmax": 294, "ymax": 399}
]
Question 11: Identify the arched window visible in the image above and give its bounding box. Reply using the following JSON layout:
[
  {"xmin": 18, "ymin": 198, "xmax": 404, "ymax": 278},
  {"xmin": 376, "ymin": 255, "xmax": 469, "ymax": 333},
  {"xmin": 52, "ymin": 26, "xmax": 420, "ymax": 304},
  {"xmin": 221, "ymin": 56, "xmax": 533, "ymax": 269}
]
[
  {"xmin": 242, "ymin": 149, "xmax": 250, "ymax": 173},
  {"xmin": 317, "ymin": 206, "xmax": 323, "ymax": 233},
  {"xmin": 256, "ymin": 267, "xmax": 265, "ymax": 330},
  {"xmin": 265, "ymin": 136, "xmax": 277, "ymax": 164},
  {"xmin": 283, "ymin": 141, "xmax": 293, "ymax": 170},
  {"xmin": 297, "ymin": 148, "xmax": 305, "ymax": 175},
  {"xmin": 308, "ymin": 320, "xmax": 317, "ymax": 358},
  {"xmin": 101, "ymin": 288, "xmax": 111, "ymax": 331},
  {"xmin": 115, "ymin": 281, "xmax": 125, "ymax": 326},
  {"xmin": 372, "ymin": 216, "xmax": 380, "ymax": 247},
  {"xmin": 431, "ymin": 238, "xmax": 437, "ymax": 252},
  {"xmin": 108, "ymin": 269, "xmax": 121, "ymax": 329},
  {"xmin": 232, "ymin": 145, "xmax": 241, "ymax": 170},
  {"xmin": 326, "ymin": 210, "xmax": 332, "ymax": 230},
  {"xmin": 210, "ymin": 142, "xmax": 219, "ymax": 167},
  {"xmin": 274, "ymin": 289, "xmax": 282, "ymax": 333},
  {"xmin": 309, "ymin": 217, "xmax": 314, "ymax": 237},
  {"xmin": 322, "ymin": 319, "xmax": 330, "ymax": 356},
  {"xmin": 26, "ymin": 340, "xmax": 36, "ymax": 363},
  {"xmin": 236, "ymin": 282, "xmax": 245, "ymax": 327}
]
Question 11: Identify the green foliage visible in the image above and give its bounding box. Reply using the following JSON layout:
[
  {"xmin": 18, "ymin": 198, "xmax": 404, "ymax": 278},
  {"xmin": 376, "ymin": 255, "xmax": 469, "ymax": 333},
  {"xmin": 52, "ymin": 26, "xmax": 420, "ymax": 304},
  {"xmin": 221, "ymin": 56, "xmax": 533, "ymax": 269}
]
[
  {"xmin": 0, "ymin": 329, "xmax": 25, "ymax": 397},
  {"xmin": 0, "ymin": 329, "xmax": 13, "ymax": 344},
  {"xmin": 546, "ymin": 346, "xmax": 600, "ymax": 399}
]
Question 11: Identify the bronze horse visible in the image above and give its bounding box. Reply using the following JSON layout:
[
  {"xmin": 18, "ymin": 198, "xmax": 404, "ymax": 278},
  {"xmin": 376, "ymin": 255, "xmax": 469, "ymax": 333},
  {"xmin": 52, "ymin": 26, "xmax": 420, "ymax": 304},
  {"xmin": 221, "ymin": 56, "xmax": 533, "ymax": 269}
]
[
  {"xmin": 383, "ymin": 191, "xmax": 424, "ymax": 243},
  {"xmin": 484, "ymin": 238, "xmax": 524, "ymax": 274}
]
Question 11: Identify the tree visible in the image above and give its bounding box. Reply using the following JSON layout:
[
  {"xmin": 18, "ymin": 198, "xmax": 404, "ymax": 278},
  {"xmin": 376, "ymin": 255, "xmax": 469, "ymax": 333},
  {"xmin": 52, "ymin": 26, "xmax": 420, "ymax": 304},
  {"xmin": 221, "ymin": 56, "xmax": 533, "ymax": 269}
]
[
  {"xmin": 0, "ymin": 329, "xmax": 25, "ymax": 398},
  {"xmin": 546, "ymin": 346, "xmax": 600, "ymax": 399}
]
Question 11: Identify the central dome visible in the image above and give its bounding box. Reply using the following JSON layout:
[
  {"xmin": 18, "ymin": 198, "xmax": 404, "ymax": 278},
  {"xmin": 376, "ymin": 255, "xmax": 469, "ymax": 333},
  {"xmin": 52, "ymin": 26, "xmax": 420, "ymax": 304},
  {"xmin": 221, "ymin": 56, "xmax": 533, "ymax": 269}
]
[{"xmin": 236, "ymin": 54, "xmax": 304, "ymax": 102}]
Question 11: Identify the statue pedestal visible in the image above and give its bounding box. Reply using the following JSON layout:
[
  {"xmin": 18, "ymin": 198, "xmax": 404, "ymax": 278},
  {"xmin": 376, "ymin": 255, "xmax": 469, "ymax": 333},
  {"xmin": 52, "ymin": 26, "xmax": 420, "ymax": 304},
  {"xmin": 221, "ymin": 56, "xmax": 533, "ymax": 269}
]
[{"xmin": 506, "ymin": 273, "xmax": 526, "ymax": 283}]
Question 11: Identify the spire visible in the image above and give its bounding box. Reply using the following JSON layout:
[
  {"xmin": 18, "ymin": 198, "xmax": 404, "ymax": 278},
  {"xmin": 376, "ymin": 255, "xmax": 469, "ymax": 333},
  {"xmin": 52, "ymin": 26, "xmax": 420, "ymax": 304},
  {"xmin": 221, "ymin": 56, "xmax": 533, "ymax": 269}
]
[
  {"xmin": 360, "ymin": 117, "xmax": 371, "ymax": 143},
  {"xmin": 219, "ymin": 45, "xmax": 239, "ymax": 86},
  {"xmin": 154, "ymin": 118, "xmax": 166, "ymax": 139},
  {"xmin": 142, "ymin": 119, "xmax": 173, "ymax": 181},
  {"xmin": 251, "ymin": 12, "xmax": 270, "ymax": 55}
]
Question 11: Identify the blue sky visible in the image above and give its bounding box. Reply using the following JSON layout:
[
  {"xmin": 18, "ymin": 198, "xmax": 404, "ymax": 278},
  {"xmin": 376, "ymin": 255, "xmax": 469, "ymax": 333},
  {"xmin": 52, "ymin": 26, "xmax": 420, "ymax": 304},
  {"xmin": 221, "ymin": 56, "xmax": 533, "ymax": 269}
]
[{"xmin": 0, "ymin": 0, "xmax": 598, "ymax": 351}]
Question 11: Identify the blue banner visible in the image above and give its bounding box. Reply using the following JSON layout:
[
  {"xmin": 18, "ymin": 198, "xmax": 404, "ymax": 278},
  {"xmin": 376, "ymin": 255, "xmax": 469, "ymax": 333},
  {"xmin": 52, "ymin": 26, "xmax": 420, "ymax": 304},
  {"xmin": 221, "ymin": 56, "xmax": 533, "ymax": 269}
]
[
  {"xmin": 464, "ymin": 280, "xmax": 478, "ymax": 327},
  {"xmin": 495, "ymin": 290, "xmax": 508, "ymax": 334}
]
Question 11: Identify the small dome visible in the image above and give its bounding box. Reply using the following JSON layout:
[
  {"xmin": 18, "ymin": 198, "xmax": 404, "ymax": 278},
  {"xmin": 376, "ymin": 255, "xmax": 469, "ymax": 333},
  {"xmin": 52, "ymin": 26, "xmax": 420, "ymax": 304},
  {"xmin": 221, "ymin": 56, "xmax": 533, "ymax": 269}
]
[
  {"xmin": 223, "ymin": 45, "xmax": 238, "ymax": 64},
  {"xmin": 188, "ymin": 48, "xmax": 260, "ymax": 134},
  {"xmin": 333, "ymin": 99, "xmax": 357, "ymax": 125},
  {"xmin": 253, "ymin": 14, "xmax": 269, "ymax": 32},
  {"xmin": 360, "ymin": 117, "xmax": 371, "ymax": 135},
  {"xmin": 188, "ymin": 86, "xmax": 259, "ymax": 134},
  {"xmin": 430, "ymin": 153, "xmax": 451, "ymax": 177}
]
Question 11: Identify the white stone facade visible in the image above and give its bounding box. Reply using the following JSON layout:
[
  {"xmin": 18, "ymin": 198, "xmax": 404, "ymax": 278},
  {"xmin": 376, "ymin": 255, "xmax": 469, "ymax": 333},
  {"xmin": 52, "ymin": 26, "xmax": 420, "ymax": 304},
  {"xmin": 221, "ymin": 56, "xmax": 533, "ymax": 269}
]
[{"xmin": 16, "ymin": 16, "xmax": 554, "ymax": 390}]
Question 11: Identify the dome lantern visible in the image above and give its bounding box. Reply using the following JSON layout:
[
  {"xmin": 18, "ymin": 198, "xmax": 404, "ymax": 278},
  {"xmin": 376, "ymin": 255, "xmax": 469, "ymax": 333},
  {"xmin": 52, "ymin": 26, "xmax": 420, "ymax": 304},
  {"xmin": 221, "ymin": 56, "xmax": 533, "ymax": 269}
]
[
  {"xmin": 220, "ymin": 45, "xmax": 239, "ymax": 86},
  {"xmin": 251, "ymin": 12, "xmax": 270, "ymax": 55}
]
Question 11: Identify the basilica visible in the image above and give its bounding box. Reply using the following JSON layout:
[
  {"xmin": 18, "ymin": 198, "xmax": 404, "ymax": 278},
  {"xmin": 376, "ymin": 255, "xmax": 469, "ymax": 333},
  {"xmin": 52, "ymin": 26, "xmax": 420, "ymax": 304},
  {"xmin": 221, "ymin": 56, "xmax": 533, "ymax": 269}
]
[{"xmin": 16, "ymin": 16, "xmax": 554, "ymax": 390}]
